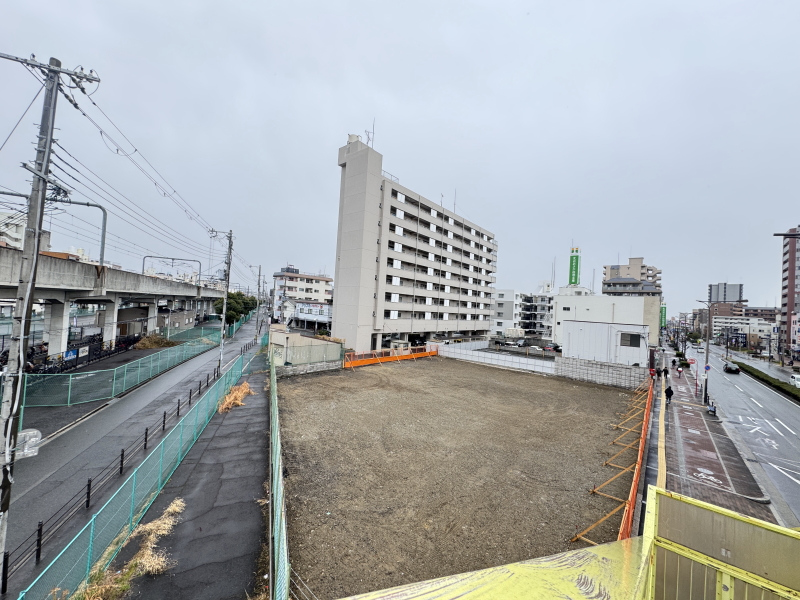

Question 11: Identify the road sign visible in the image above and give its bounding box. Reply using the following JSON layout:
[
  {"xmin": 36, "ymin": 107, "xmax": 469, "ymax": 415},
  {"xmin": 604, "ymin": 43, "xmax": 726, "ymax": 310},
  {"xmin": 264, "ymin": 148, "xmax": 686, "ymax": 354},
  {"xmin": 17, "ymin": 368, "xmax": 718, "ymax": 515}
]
[
  {"xmin": 705, "ymin": 365, "xmax": 711, "ymax": 371},
  {"xmin": 689, "ymin": 358, "xmax": 696, "ymax": 364}
]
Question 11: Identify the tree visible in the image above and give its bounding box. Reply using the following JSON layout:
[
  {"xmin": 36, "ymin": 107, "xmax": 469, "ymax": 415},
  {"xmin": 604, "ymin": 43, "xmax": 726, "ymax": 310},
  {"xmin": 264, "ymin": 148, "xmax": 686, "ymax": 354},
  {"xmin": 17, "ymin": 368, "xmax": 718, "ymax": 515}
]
[{"xmin": 214, "ymin": 291, "xmax": 257, "ymax": 324}]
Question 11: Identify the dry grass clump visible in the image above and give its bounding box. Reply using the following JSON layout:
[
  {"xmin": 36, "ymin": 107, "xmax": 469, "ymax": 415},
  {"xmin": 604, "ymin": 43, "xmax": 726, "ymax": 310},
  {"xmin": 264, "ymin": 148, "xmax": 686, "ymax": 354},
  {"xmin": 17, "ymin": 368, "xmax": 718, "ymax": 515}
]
[
  {"xmin": 133, "ymin": 334, "xmax": 179, "ymax": 349},
  {"xmin": 67, "ymin": 498, "xmax": 186, "ymax": 600},
  {"xmin": 314, "ymin": 334, "xmax": 344, "ymax": 344},
  {"xmin": 218, "ymin": 381, "xmax": 255, "ymax": 413}
]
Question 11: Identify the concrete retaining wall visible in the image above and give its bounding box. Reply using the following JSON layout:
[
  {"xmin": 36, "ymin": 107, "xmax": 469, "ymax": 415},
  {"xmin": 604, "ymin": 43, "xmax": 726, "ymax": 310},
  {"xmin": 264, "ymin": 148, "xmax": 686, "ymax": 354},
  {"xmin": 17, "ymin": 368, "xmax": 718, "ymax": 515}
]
[
  {"xmin": 437, "ymin": 340, "xmax": 647, "ymax": 389},
  {"xmin": 554, "ymin": 356, "xmax": 648, "ymax": 389},
  {"xmin": 275, "ymin": 359, "xmax": 342, "ymax": 378},
  {"xmin": 437, "ymin": 341, "xmax": 556, "ymax": 374}
]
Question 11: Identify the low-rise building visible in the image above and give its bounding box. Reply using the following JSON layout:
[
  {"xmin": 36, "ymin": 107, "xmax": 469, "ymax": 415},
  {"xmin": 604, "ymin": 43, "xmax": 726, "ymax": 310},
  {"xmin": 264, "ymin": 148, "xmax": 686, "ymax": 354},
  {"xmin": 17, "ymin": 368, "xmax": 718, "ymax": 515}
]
[
  {"xmin": 493, "ymin": 289, "xmax": 522, "ymax": 336},
  {"xmin": 280, "ymin": 299, "xmax": 332, "ymax": 332},
  {"xmin": 552, "ymin": 291, "xmax": 661, "ymax": 347},
  {"xmin": 272, "ymin": 265, "xmax": 333, "ymax": 322},
  {"xmin": 602, "ymin": 258, "xmax": 662, "ymax": 297},
  {"xmin": 520, "ymin": 282, "xmax": 555, "ymax": 340},
  {"xmin": 743, "ymin": 306, "xmax": 778, "ymax": 323},
  {"xmin": 562, "ymin": 321, "xmax": 649, "ymax": 365}
]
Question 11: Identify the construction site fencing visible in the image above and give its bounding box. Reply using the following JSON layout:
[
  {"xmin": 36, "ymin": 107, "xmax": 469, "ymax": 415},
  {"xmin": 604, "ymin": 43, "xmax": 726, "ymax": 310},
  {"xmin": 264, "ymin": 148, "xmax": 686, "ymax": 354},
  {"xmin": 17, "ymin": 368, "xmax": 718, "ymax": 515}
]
[
  {"xmin": 269, "ymin": 357, "xmax": 289, "ymax": 600},
  {"xmin": 16, "ymin": 353, "xmax": 246, "ymax": 600},
  {"xmin": 286, "ymin": 342, "xmax": 342, "ymax": 366},
  {"xmin": 19, "ymin": 329, "xmax": 221, "ymax": 419},
  {"xmin": 344, "ymin": 345, "xmax": 438, "ymax": 368},
  {"xmin": 554, "ymin": 357, "xmax": 649, "ymax": 390}
]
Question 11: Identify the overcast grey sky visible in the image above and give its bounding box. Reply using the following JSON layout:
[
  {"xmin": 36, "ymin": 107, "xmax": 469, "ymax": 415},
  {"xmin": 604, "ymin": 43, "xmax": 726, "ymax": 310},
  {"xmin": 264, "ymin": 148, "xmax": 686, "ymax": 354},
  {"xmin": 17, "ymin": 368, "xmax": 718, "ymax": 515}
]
[{"xmin": 1, "ymin": 1, "xmax": 798, "ymax": 313}]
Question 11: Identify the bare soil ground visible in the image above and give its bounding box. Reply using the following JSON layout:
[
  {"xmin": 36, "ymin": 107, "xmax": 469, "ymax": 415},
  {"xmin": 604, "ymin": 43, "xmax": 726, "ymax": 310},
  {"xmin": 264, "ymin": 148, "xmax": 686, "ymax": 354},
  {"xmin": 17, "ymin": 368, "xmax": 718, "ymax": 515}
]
[{"xmin": 279, "ymin": 357, "xmax": 633, "ymax": 600}]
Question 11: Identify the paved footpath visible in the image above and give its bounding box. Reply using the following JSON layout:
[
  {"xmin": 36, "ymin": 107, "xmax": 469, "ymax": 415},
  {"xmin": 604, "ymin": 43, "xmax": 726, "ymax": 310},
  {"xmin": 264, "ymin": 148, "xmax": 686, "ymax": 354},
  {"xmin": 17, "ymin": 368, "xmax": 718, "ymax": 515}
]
[
  {"xmin": 123, "ymin": 365, "xmax": 268, "ymax": 600},
  {"xmin": 5, "ymin": 316, "xmax": 264, "ymax": 597},
  {"xmin": 658, "ymin": 353, "xmax": 777, "ymax": 523}
]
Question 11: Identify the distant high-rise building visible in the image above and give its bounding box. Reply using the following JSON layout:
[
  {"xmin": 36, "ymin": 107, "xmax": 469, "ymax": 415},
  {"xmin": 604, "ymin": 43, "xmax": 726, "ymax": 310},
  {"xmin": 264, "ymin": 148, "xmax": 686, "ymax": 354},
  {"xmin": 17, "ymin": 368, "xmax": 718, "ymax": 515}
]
[
  {"xmin": 780, "ymin": 226, "xmax": 800, "ymax": 355},
  {"xmin": 708, "ymin": 283, "xmax": 744, "ymax": 303}
]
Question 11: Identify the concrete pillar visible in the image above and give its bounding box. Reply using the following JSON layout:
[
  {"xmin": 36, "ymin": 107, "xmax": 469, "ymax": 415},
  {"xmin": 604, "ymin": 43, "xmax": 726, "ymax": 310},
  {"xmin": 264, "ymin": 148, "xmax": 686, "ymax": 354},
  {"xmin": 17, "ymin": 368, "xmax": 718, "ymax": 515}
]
[
  {"xmin": 146, "ymin": 302, "xmax": 158, "ymax": 334},
  {"xmin": 101, "ymin": 297, "xmax": 119, "ymax": 346},
  {"xmin": 43, "ymin": 302, "xmax": 70, "ymax": 356}
]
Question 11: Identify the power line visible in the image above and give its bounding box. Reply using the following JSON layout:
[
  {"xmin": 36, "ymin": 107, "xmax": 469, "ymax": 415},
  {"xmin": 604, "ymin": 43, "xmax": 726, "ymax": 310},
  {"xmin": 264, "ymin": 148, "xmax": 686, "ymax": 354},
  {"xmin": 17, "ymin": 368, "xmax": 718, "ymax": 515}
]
[
  {"xmin": 55, "ymin": 82, "xmax": 215, "ymax": 234},
  {"xmin": 0, "ymin": 82, "xmax": 44, "ymax": 154},
  {"xmin": 51, "ymin": 144, "xmax": 220, "ymax": 257}
]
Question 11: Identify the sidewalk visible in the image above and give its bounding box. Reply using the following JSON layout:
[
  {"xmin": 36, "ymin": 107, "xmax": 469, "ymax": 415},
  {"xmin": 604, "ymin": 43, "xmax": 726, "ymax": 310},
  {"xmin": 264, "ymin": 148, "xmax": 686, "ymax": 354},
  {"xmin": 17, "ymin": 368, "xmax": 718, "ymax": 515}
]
[
  {"xmin": 658, "ymin": 354, "xmax": 776, "ymax": 523},
  {"xmin": 123, "ymin": 364, "xmax": 268, "ymax": 600}
]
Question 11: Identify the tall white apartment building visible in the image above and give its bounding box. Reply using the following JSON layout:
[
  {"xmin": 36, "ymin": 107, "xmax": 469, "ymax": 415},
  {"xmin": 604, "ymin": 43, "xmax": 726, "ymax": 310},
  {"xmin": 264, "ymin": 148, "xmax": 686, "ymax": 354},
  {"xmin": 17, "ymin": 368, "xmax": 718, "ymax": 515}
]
[
  {"xmin": 332, "ymin": 136, "xmax": 497, "ymax": 352},
  {"xmin": 493, "ymin": 290, "xmax": 522, "ymax": 336}
]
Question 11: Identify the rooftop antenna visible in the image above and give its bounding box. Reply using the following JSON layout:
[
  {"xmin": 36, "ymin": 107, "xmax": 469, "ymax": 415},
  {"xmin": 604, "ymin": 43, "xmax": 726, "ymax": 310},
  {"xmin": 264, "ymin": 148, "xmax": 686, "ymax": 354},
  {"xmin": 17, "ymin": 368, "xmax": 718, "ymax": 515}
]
[
  {"xmin": 440, "ymin": 193, "xmax": 443, "ymax": 206},
  {"xmin": 364, "ymin": 118, "xmax": 375, "ymax": 148}
]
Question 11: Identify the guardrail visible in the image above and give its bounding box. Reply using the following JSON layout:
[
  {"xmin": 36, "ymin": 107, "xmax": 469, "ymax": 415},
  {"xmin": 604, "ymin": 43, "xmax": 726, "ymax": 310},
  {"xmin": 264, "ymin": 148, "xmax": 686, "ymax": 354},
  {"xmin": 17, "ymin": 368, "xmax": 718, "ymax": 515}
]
[{"xmin": 15, "ymin": 353, "xmax": 246, "ymax": 600}]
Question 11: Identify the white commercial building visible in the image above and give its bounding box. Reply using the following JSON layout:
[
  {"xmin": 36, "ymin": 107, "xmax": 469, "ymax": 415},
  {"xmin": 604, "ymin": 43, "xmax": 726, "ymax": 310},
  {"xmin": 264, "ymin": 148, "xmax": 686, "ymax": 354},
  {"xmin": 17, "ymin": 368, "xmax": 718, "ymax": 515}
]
[
  {"xmin": 332, "ymin": 136, "xmax": 497, "ymax": 352},
  {"xmin": 711, "ymin": 315, "xmax": 773, "ymax": 339},
  {"xmin": 562, "ymin": 321, "xmax": 650, "ymax": 365},
  {"xmin": 493, "ymin": 289, "xmax": 522, "ymax": 336},
  {"xmin": 552, "ymin": 290, "xmax": 661, "ymax": 348}
]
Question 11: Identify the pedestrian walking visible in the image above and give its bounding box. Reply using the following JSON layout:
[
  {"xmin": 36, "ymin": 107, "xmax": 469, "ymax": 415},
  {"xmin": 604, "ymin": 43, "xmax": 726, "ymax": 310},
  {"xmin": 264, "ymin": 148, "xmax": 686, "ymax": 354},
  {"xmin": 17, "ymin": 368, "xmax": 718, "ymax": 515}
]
[
  {"xmin": 665, "ymin": 386, "xmax": 674, "ymax": 405},
  {"xmin": 671, "ymin": 359, "xmax": 677, "ymax": 368},
  {"xmin": 662, "ymin": 367, "xmax": 668, "ymax": 379},
  {"xmin": 677, "ymin": 367, "xmax": 683, "ymax": 378}
]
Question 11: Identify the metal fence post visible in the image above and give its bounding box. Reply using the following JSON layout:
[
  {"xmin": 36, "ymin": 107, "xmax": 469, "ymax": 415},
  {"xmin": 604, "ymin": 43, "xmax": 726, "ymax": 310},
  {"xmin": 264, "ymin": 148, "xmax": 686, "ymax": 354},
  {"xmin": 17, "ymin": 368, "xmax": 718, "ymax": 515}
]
[
  {"xmin": 85, "ymin": 515, "xmax": 96, "ymax": 582},
  {"xmin": 2, "ymin": 551, "xmax": 8, "ymax": 595},
  {"xmin": 67, "ymin": 373, "xmax": 73, "ymax": 406},
  {"xmin": 178, "ymin": 418, "xmax": 184, "ymax": 461},
  {"xmin": 193, "ymin": 397, "xmax": 199, "ymax": 441},
  {"xmin": 122, "ymin": 364, "xmax": 128, "ymax": 392},
  {"xmin": 35, "ymin": 521, "xmax": 43, "ymax": 564},
  {"xmin": 129, "ymin": 469, "xmax": 137, "ymax": 532},
  {"xmin": 113, "ymin": 367, "xmax": 118, "ymax": 396},
  {"xmin": 158, "ymin": 440, "xmax": 165, "ymax": 488}
]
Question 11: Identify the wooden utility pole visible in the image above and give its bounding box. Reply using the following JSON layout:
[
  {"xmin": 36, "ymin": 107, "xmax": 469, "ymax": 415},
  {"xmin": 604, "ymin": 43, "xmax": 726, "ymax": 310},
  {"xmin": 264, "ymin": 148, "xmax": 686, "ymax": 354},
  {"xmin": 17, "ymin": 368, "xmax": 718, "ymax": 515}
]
[{"xmin": 0, "ymin": 55, "xmax": 99, "ymax": 559}]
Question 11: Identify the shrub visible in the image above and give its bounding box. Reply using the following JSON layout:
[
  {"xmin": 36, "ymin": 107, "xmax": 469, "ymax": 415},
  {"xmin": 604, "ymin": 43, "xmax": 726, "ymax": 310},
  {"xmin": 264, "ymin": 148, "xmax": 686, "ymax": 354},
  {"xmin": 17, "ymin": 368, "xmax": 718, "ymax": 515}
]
[
  {"xmin": 679, "ymin": 360, "xmax": 690, "ymax": 368},
  {"xmin": 733, "ymin": 361, "xmax": 800, "ymax": 403},
  {"xmin": 675, "ymin": 351, "xmax": 685, "ymax": 358}
]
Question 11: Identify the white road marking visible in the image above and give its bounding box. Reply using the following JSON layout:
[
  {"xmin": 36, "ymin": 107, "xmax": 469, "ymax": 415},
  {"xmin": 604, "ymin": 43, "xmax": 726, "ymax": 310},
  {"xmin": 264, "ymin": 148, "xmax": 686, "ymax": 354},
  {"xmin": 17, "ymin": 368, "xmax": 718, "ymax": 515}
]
[
  {"xmin": 734, "ymin": 385, "xmax": 743, "ymax": 391},
  {"xmin": 766, "ymin": 420, "xmax": 785, "ymax": 437},
  {"xmin": 748, "ymin": 416, "xmax": 759, "ymax": 423},
  {"xmin": 775, "ymin": 418, "xmax": 797, "ymax": 436},
  {"xmin": 738, "ymin": 415, "xmax": 743, "ymax": 421},
  {"xmin": 749, "ymin": 397, "xmax": 763, "ymax": 408},
  {"xmin": 748, "ymin": 426, "xmax": 765, "ymax": 434},
  {"xmin": 769, "ymin": 463, "xmax": 800, "ymax": 486},
  {"xmin": 724, "ymin": 376, "xmax": 730, "ymax": 381}
]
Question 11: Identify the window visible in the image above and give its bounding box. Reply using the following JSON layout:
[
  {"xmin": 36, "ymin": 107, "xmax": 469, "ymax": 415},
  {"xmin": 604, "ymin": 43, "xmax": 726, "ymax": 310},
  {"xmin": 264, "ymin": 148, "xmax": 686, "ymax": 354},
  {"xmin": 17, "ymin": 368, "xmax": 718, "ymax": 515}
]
[
  {"xmin": 391, "ymin": 293, "xmax": 399, "ymax": 303},
  {"xmin": 392, "ymin": 276, "xmax": 400, "ymax": 286},
  {"xmin": 497, "ymin": 322, "xmax": 503, "ymax": 327},
  {"xmin": 497, "ymin": 312, "xmax": 504, "ymax": 317},
  {"xmin": 396, "ymin": 225, "xmax": 404, "ymax": 236},
  {"xmin": 620, "ymin": 333, "xmax": 641, "ymax": 347},
  {"xmin": 562, "ymin": 306, "xmax": 571, "ymax": 311},
  {"xmin": 396, "ymin": 208, "xmax": 405, "ymax": 219},
  {"xmin": 390, "ymin": 310, "xmax": 399, "ymax": 320},
  {"xmin": 497, "ymin": 302, "xmax": 504, "ymax": 307}
]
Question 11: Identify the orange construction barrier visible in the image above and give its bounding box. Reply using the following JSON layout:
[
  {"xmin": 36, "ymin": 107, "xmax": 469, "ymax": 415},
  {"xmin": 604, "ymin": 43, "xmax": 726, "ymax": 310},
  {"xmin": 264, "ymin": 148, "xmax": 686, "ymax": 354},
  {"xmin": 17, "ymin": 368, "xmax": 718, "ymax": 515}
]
[
  {"xmin": 618, "ymin": 379, "xmax": 654, "ymax": 540},
  {"xmin": 344, "ymin": 345, "xmax": 438, "ymax": 369}
]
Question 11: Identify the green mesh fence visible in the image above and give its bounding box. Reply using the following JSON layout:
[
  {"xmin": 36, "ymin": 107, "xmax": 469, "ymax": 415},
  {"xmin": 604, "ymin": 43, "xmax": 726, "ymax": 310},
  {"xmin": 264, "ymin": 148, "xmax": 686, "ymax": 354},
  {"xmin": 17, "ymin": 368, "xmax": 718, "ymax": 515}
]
[
  {"xmin": 226, "ymin": 309, "xmax": 255, "ymax": 338},
  {"xmin": 17, "ymin": 354, "xmax": 245, "ymax": 600},
  {"xmin": 20, "ymin": 329, "xmax": 221, "ymax": 421},
  {"xmin": 270, "ymin": 357, "xmax": 289, "ymax": 600}
]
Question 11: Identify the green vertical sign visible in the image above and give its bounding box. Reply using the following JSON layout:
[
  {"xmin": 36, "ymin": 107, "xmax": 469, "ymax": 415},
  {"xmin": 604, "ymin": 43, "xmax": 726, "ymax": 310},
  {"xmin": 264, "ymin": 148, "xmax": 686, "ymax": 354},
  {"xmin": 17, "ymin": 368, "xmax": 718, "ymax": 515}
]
[
  {"xmin": 660, "ymin": 304, "xmax": 667, "ymax": 328},
  {"xmin": 568, "ymin": 248, "xmax": 580, "ymax": 285}
]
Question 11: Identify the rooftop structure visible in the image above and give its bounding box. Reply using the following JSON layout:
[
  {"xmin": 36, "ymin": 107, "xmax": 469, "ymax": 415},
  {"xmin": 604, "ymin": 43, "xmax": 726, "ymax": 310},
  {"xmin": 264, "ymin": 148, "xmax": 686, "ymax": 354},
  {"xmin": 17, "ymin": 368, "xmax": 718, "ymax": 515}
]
[{"xmin": 602, "ymin": 258, "xmax": 662, "ymax": 297}]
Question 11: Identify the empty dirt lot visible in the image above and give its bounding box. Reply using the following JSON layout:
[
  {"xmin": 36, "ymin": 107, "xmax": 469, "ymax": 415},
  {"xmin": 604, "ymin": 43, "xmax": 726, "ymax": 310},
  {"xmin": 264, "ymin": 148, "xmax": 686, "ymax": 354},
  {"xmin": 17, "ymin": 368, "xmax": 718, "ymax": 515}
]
[{"xmin": 279, "ymin": 357, "xmax": 634, "ymax": 599}]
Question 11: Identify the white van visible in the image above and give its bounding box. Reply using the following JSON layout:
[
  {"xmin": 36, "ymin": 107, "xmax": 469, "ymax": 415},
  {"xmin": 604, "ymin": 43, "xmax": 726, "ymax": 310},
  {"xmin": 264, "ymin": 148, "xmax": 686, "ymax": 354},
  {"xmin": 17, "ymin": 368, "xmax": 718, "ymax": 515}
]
[{"xmin": 790, "ymin": 374, "xmax": 800, "ymax": 389}]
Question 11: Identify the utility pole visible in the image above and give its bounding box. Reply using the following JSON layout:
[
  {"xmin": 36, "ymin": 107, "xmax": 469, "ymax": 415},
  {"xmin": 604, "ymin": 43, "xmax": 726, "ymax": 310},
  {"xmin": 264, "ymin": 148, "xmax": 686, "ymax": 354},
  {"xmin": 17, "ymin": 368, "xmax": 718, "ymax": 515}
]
[
  {"xmin": 255, "ymin": 265, "xmax": 262, "ymax": 336},
  {"xmin": 218, "ymin": 230, "xmax": 233, "ymax": 370},
  {"xmin": 696, "ymin": 299, "xmax": 747, "ymax": 404},
  {"xmin": 0, "ymin": 56, "xmax": 99, "ymax": 558}
]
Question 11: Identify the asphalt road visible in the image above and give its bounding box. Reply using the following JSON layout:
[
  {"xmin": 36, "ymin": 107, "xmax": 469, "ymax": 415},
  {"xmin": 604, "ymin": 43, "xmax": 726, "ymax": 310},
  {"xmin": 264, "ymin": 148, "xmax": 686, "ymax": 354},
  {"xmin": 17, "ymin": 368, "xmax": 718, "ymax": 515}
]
[
  {"xmin": 684, "ymin": 344, "xmax": 800, "ymax": 526},
  {"xmin": 5, "ymin": 314, "xmax": 265, "ymax": 596}
]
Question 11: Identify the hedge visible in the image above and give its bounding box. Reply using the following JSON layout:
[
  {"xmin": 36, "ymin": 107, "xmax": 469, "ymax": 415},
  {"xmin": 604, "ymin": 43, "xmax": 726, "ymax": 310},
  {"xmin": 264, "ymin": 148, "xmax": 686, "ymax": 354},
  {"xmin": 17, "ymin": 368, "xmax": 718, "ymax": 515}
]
[{"xmin": 732, "ymin": 361, "xmax": 800, "ymax": 403}]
